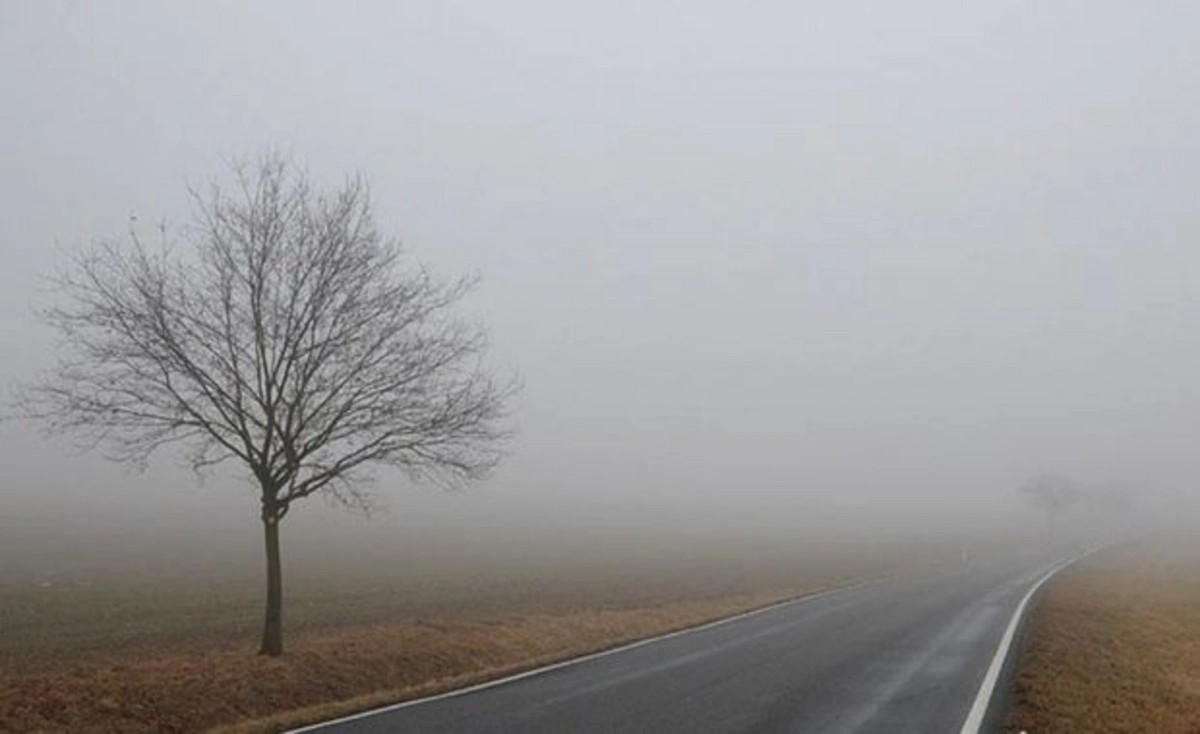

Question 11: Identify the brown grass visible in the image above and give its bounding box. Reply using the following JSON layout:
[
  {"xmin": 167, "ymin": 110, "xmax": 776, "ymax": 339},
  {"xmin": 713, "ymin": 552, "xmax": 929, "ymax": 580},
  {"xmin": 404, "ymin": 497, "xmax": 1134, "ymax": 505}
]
[
  {"xmin": 0, "ymin": 535, "xmax": 967, "ymax": 733},
  {"xmin": 1006, "ymin": 541, "xmax": 1200, "ymax": 734},
  {"xmin": 1, "ymin": 588, "xmax": 811, "ymax": 733}
]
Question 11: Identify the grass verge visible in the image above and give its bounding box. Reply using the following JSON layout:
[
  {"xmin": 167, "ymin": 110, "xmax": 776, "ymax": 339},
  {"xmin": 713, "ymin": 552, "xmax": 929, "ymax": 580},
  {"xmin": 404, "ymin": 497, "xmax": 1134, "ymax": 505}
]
[
  {"xmin": 0, "ymin": 535, "xmax": 968, "ymax": 732},
  {"xmin": 2, "ymin": 587, "xmax": 822, "ymax": 733},
  {"xmin": 1005, "ymin": 540, "xmax": 1200, "ymax": 733}
]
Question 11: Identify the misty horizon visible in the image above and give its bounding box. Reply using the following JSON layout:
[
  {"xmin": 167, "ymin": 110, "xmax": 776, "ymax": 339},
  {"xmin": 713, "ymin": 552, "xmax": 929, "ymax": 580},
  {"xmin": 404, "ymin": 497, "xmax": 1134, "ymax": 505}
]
[{"xmin": 3, "ymin": 2, "xmax": 1199, "ymax": 556}]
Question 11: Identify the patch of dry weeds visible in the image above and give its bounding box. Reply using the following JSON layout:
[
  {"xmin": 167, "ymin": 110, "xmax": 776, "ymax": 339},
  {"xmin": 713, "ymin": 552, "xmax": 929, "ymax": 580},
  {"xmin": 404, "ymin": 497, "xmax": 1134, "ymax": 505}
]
[
  {"xmin": 0, "ymin": 536, "xmax": 964, "ymax": 732},
  {"xmin": 0, "ymin": 589, "xmax": 810, "ymax": 733},
  {"xmin": 1006, "ymin": 541, "xmax": 1200, "ymax": 734}
]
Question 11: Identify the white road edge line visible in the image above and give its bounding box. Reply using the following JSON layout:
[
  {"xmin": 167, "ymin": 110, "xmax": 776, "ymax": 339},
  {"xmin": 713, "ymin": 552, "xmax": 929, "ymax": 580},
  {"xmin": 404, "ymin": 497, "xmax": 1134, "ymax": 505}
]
[
  {"xmin": 958, "ymin": 546, "xmax": 1107, "ymax": 734},
  {"xmin": 288, "ymin": 577, "xmax": 884, "ymax": 733}
]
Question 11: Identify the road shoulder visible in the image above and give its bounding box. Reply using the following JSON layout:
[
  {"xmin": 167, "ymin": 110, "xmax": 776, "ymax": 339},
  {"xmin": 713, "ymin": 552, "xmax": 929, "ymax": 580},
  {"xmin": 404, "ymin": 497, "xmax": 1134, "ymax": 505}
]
[{"xmin": 1004, "ymin": 540, "xmax": 1200, "ymax": 733}]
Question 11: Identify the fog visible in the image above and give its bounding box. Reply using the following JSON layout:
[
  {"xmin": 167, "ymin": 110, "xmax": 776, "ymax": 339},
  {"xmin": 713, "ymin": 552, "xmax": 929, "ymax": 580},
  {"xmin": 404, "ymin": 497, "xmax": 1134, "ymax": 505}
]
[{"xmin": 2, "ymin": 2, "xmax": 1198, "ymax": 573}]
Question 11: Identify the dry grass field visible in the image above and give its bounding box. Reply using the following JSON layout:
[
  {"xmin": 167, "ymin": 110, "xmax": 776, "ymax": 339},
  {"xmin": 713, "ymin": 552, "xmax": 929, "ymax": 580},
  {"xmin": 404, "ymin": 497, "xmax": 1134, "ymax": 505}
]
[
  {"xmin": 2, "ymin": 589, "xmax": 803, "ymax": 733},
  {"xmin": 0, "ymin": 530, "xmax": 961, "ymax": 733},
  {"xmin": 1006, "ymin": 539, "xmax": 1200, "ymax": 733}
]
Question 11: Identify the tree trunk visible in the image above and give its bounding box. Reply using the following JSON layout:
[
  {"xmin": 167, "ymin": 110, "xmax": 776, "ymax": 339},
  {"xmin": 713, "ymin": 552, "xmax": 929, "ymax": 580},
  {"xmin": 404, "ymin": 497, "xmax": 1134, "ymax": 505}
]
[{"xmin": 259, "ymin": 512, "xmax": 284, "ymax": 656}]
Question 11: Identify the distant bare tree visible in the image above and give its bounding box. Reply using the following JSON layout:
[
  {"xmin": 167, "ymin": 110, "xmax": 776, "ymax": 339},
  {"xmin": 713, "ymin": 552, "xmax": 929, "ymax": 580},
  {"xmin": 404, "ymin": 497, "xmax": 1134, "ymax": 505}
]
[
  {"xmin": 1019, "ymin": 473, "xmax": 1079, "ymax": 542},
  {"xmin": 15, "ymin": 155, "xmax": 517, "ymax": 656}
]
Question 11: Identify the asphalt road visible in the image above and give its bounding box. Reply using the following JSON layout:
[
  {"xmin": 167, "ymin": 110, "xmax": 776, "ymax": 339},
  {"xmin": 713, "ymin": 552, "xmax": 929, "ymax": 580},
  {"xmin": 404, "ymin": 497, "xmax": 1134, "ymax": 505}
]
[{"xmin": 299, "ymin": 549, "xmax": 1071, "ymax": 734}]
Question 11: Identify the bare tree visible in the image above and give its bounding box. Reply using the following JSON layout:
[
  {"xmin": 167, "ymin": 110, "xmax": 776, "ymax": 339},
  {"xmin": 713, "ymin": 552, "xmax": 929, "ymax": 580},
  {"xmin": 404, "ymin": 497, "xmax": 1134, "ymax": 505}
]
[
  {"xmin": 14, "ymin": 155, "xmax": 517, "ymax": 656},
  {"xmin": 1019, "ymin": 472, "xmax": 1079, "ymax": 542}
]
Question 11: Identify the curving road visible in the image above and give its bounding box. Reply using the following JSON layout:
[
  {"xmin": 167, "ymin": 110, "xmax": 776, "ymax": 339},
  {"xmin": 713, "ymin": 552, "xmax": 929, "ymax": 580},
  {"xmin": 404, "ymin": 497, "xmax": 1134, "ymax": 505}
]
[{"xmin": 296, "ymin": 549, "xmax": 1076, "ymax": 734}]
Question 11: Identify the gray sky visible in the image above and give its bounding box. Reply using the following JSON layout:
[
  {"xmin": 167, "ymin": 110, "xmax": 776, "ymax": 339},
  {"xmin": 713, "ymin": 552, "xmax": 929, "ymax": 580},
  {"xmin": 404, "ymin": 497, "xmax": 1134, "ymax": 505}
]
[{"xmin": 2, "ymin": 1, "xmax": 1199, "ymax": 543}]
